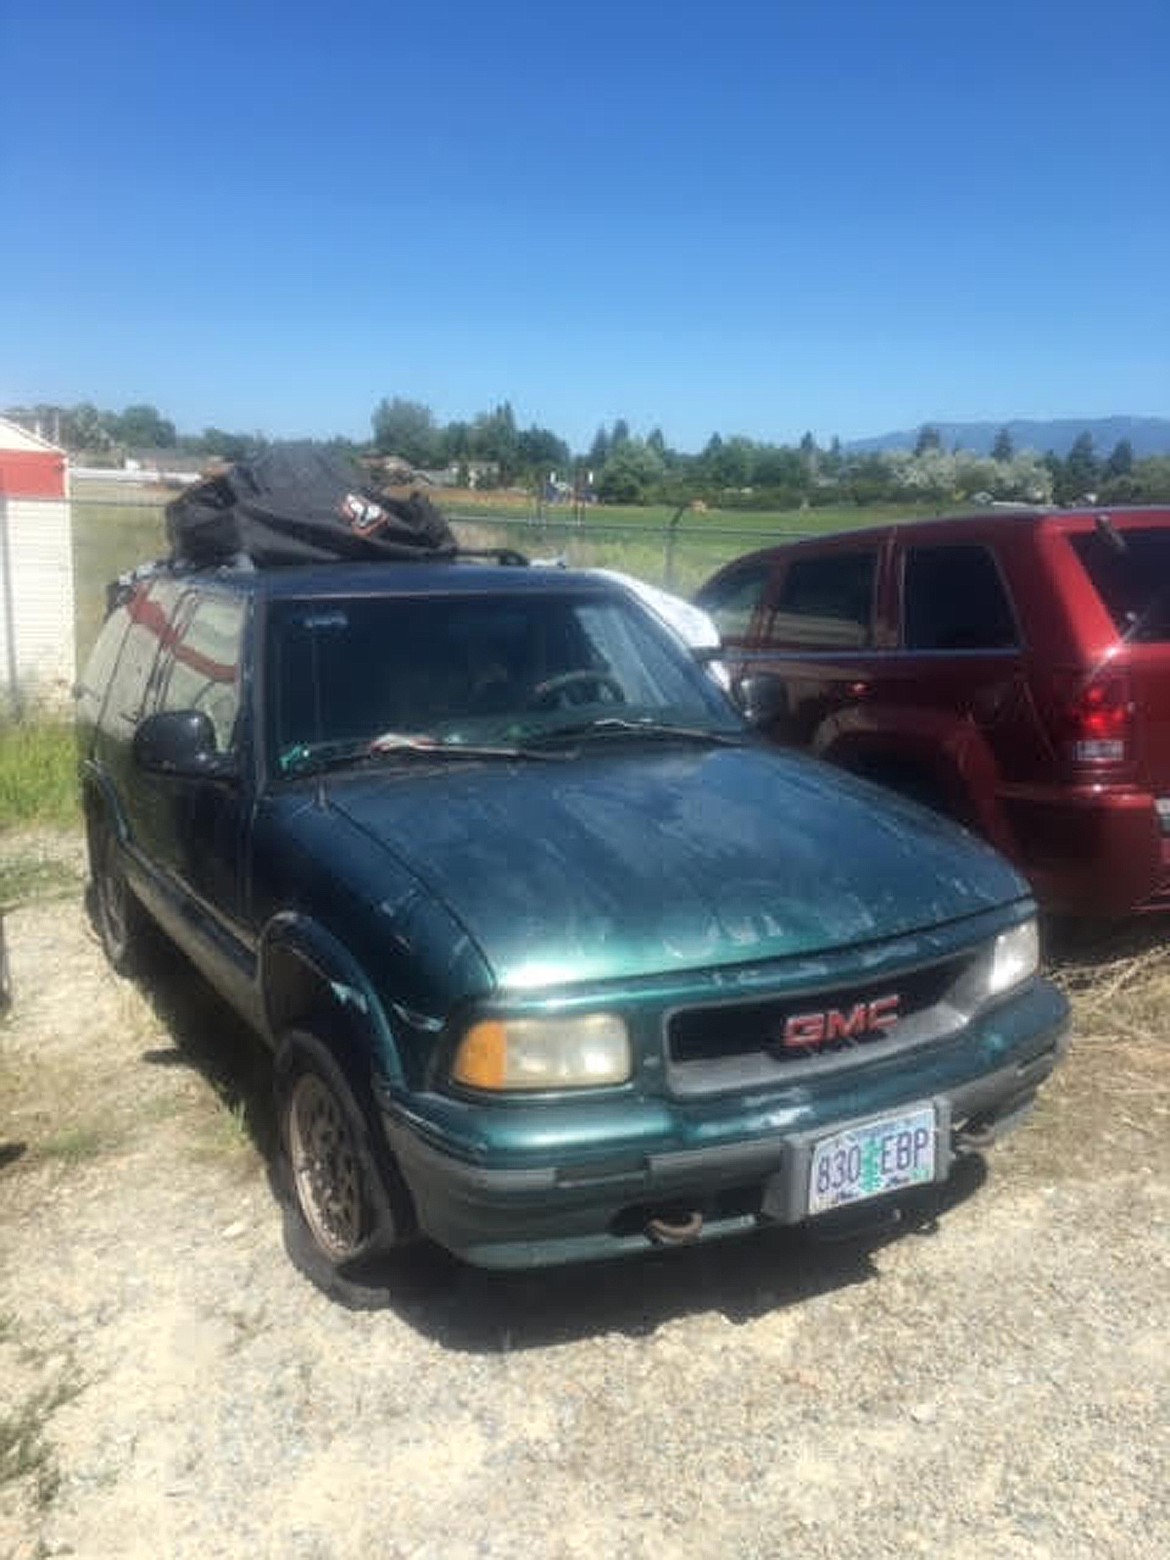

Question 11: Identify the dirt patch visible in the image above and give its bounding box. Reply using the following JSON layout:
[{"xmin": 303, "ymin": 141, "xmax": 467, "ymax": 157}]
[{"xmin": 1, "ymin": 848, "xmax": 1168, "ymax": 1559}]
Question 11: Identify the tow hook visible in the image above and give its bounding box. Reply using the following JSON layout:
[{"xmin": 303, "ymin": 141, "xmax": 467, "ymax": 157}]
[
  {"xmin": 955, "ymin": 1117, "xmax": 999, "ymax": 1151},
  {"xmin": 645, "ymin": 1208, "xmax": 704, "ymax": 1246}
]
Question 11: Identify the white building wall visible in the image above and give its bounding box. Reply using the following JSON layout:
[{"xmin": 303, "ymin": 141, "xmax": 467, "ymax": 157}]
[{"xmin": 0, "ymin": 496, "xmax": 77, "ymax": 711}]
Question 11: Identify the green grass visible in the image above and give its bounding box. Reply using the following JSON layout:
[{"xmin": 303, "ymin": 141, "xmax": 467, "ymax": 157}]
[
  {"xmin": 71, "ymin": 493, "xmax": 166, "ymax": 668},
  {"xmin": 447, "ymin": 499, "xmax": 927, "ymax": 592},
  {"xmin": 0, "ymin": 851, "xmax": 80, "ymax": 912},
  {"xmin": 36, "ymin": 1124, "xmax": 109, "ymax": 1164},
  {"xmin": 0, "ymin": 720, "xmax": 79, "ymax": 830}
]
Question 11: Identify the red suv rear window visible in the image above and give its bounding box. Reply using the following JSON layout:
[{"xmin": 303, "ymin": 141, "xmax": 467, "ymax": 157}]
[{"xmin": 1069, "ymin": 528, "xmax": 1170, "ymax": 642}]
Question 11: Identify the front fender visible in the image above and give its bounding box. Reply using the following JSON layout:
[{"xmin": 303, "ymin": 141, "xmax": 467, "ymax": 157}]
[{"xmin": 259, "ymin": 912, "xmax": 406, "ymax": 1088}]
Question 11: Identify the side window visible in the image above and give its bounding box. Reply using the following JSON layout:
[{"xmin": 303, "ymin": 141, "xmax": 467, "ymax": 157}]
[
  {"xmin": 77, "ymin": 605, "xmax": 131, "ymax": 721},
  {"xmin": 903, "ymin": 546, "xmax": 1018, "ymax": 650},
  {"xmin": 695, "ymin": 563, "xmax": 772, "ymax": 640},
  {"xmin": 104, "ymin": 581, "xmax": 181, "ymax": 726},
  {"xmin": 158, "ymin": 594, "xmax": 247, "ymax": 752},
  {"xmin": 764, "ymin": 551, "xmax": 876, "ymax": 649}
]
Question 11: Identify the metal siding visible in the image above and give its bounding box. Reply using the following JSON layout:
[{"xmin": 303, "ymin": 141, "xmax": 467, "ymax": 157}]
[{"xmin": 0, "ymin": 497, "xmax": 76, "ymax": 707}]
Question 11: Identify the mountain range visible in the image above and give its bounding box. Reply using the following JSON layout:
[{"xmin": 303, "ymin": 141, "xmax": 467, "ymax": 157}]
[{"xmin": 847, "ymin": 416, "xmax": 1170, "ymax": 459}]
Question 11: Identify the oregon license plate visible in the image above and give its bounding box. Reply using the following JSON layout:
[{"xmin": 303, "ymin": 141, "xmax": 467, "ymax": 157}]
[{"xmin": 807, "ymin": 1104, "xmax": 937, "ymax": 1216}]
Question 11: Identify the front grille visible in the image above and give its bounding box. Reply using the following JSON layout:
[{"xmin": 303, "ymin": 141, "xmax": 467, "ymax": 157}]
[{"xmin": 668, "ymin": 956, "xmax": 964, "ymax": 1066}]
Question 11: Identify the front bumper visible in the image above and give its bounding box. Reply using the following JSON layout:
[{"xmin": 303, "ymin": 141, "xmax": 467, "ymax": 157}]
[{"xmin": 378, "ymin": 979, "xmax": 1070, "ymax": 1269}]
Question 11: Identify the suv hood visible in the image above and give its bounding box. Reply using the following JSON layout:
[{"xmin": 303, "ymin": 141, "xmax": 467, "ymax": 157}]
[{"xmin": 327, "ymin": 746, "xmax": 1026, "ymax": 987}]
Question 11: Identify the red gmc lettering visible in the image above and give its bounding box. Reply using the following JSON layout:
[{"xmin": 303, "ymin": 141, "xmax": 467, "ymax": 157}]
[
  {"xmin": 826, "ymin": 1004, "xmax": 869, "ymax": 1041},
  {"xmin": 867, "ymin": 994, "xmax": 901, "ymax": 1031},
  {"xmin": 783, "ymin": 1013, "xmax": 827, "ymax": 1047},
  {"xmin": 783, "ymin": 995, "xmax": 901, "ymax": 1049}
]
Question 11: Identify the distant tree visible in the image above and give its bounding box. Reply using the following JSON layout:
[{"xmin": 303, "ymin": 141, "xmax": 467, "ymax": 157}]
[
  {"xmin": 516, "ymin": 424, "xmax": 570, "ymax": 478},
  {"xmin": 60, "ymin": 403, "xmax": 114, "ymax": 452},
  {"xmin": 844, "ymin": 451, "xmax": 898, "ymax": 506},
  {"xmin": 198, "ymin": 427, "xmax": 262, "ymax": 462},
  {"xmin": 441, "ymin": 419, "xmax": 474, "ymax": 462},
  {"xmin": 587, "ymin": 426, "xmax": 610, "ymax": 470},
  {"xmin": 914, "ymin": 424, "xmax": 943, "ymax": 457},
  {"xmin": 472, "ymin": 402, "xmax": 521, "ymax": 482},
  {"xmin": 1127, "ymin": 456, "xmax": 1170, "ymax": 502},
  {"xmin": 371, "ymin": 397, "xmax": 442, "ymax": 467},
  {"xmin": 1043, "ymin": 450, "xmax": 1068, "ymax": 503},
  {"xmin": 646, "ymin": 426, "xmax": 667, "ymax": 460},
  {"xmin": 821, "ymin": 436, "xmax": 844, "ymax": 481},
  {"xmin": 113, "ymin": 404, "xmax": 177, "ymax": 449},
  {"xmin": 610, "ymin": 418, "xmax": 631, "ymax": 451},
  {"xmin": 754, "ymin": 443, "xmax": 804, "ymax": 490},
  {"xmin": 992, "ymin": 427, "xmax": 1015, "ymax": 463},
  {"xmin": 700, "ymin": 434, "xmax": 754, "ymax": 489},
  {"xmin": 595, "ymin": 440, "xmax": 664, "ymax": 504},
  {"xmin": 1064, "ymin": 432, "xmax": 1099, "ymax": 500},
  {"xmin": 1104, "ymin": 438, "xmax": 1134, "ymax": 479}
]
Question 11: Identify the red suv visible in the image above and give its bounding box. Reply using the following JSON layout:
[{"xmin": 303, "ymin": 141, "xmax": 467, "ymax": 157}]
[{"xmin": 697, "ymin": 508, "xmax": 1170, "ymax": 917}]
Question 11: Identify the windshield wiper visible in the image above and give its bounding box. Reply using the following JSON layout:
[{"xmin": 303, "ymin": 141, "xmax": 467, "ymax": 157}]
[
  {"xmin": 528, "ymin": 716, "xmax": 748, "ymax": 747},
  {"xmin": 279, "ymin": 732, "xmax": 569, "ymax": 776},
  {"xmin": 368, "ymin": 730, "xmax": 570, "ymax": 761}
]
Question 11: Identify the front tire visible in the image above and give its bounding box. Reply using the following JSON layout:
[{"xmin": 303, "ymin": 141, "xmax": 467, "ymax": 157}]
[{"xmin": 275, "ymin": 1029, "xmax": 413, "ymax": 1304}]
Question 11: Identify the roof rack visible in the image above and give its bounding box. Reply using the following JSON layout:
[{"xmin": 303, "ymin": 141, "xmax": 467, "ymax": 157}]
[{"xmin": 104, "ymin": 544, "xmax": 532, "ymax": 616}]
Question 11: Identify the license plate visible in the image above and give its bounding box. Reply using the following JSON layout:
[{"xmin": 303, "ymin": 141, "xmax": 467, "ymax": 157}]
[{"xmin": 807, "ymin": 1104, "xmax": 937, "ymax": 1216}]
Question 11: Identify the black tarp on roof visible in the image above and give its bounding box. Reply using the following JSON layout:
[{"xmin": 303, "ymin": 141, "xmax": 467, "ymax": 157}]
[{"xmin": 165, "ymin": 445, "xmax": 456, "ymax": 568}]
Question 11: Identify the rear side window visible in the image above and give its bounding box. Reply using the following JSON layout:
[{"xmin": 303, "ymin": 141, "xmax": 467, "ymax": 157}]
[
  {"xmin": 158, "ymin": 594, "xmax": 247, "ymax": 751},
  {"xmin": 764, "ymin": 551, "xmax": 876, "ymax": 649},
  {"xmin": 696, "ymin": 563, "xmax": 771, "ymax": 640},
  {"xmin": 104, "ymin": 581, "xmax": 181, "ymax": 725},
  {"xmin": 1069, "ymin": 529, "xmax": 1170, "ymax": 642},
  {"xmin": 903, "ymin": 545, "xmax": 1018, "ymax": 650},
  {"xmin": 77, "ymin": 606, "xmax": 131, "ymax": 717}
]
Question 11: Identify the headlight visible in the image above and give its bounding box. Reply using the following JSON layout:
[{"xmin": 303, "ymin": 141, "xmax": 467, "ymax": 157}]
[
  {"xmin": 452, "ymin": 1012, "xmax": 631, "ymax": 1091},
  {"xmin": 987, "ymin": 919, "xmax": 1040, "ymax": 997}
]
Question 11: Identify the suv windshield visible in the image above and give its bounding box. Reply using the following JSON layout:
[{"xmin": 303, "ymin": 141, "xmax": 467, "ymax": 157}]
[
  {"xmin": 267, "ymin": 589, "xmax": 741, "ymax": 772},
  {"xmin": 1070, "ymin": 528, "xmax": 1170, "ymax": 642}
]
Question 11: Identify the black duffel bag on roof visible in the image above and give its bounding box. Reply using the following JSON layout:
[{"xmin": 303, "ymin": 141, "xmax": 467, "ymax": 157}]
[{"xmin": 165, "ymin": 444, "xmax": 457, "ymax": 568}]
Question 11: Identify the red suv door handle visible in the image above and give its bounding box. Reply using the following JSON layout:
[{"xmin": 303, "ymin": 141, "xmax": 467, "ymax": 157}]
[{"xmin": 847, "ymin": 681, "xmax": 870, "ymax": 699}]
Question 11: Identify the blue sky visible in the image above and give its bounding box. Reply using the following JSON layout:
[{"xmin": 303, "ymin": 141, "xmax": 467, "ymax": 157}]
[{"xmin": 2, "ymin": 0, "xmax": 1167, "ymax": 452}]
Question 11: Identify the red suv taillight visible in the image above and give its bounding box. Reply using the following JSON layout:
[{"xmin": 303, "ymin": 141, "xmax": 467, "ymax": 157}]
[{"xmin": 1059, "ymin": 669, "xmax": 1135, "ymax": 764}]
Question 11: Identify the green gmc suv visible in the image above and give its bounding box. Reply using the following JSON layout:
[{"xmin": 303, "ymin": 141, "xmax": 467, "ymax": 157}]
[{"xmin": 76, "ymin": 559, "xmax": 1069, "ymax": 1295}]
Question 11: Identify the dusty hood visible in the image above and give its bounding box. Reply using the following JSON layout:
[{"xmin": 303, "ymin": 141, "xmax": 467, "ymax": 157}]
[{"xmin": 325, "ymin": 745, "xmax": 1027, "ymax": 988}]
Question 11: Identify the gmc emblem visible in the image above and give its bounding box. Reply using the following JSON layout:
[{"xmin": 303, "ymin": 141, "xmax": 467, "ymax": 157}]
[{"xmin": 780, "ymin": 994, "xmax": 901, "ymax": 1049}]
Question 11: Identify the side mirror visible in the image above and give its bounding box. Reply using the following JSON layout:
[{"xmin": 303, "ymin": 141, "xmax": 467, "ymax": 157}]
[
  {"xmin": 733, "ymin": 673, "xmax": 788, "ymax": 730},
  {"xmin": 133, "ymin": 710, "xmax": 237, "ymax": 779}
]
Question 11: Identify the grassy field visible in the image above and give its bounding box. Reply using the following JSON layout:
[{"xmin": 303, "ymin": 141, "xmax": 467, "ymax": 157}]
[
  {"xmin": 71, "ymin": 493, "xmax": 167, "ymax": 669},
  {"xmin": 440, "ymin": 494, "xmax": 930, "ymax": 593},
  {"xmin": 66, "ymin": 485, "xmax": 925, "ymax": 665}
]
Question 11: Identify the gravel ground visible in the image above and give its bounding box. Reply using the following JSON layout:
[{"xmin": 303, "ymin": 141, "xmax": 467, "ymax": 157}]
[{"xmin": 1, "ymin": 854, "xmax": 1167, "ymax": 1560}]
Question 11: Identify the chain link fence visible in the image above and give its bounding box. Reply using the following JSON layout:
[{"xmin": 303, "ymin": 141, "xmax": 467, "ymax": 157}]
[
  {"xmin": 67, "ymin": 487, "xmax": 817, "ymax": 667},
  {"xmin": 447, "ymin": 508, "xmax": 812, "ymax": 593}
]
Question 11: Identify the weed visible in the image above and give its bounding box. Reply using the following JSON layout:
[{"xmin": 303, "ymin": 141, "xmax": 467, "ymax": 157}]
[
  {"xmin": 0, "ymin": 1359, "xmax": 85, "ymax": 1509},
  {"xmin": 0, "ymin": 721, "xmax": 79, "ymax": 834},
  {"xmin": 195, "ymin": 1096, "xmax": 260, "ymax": 1172},
  {"xmin": 0, "ymin": 849, "xmax": 81, "ymax": 913},
  {"xmin": 37, "ymin": 1124, "xmax": 109, "ymax": 1164}
]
